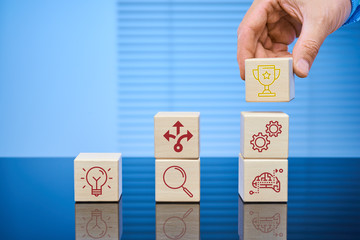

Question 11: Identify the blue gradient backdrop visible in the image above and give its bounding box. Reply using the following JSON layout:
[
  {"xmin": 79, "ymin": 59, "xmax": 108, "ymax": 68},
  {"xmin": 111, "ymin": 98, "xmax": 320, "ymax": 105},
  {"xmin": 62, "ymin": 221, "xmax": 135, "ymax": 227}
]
[{"xmin": 1, "ymin": 0, "xmax": 360, "ymax": 157}]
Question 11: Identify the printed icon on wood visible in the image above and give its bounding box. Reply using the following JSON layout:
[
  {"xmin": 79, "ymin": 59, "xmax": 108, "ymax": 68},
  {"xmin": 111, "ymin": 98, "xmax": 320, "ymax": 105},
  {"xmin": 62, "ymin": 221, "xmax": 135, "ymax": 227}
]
[
  {"xmin": 252, "ymin": 65, "xmax": 280, "ymax": 97},
  {"xmin": 163, "ymin": 166, "xmax": 193, "ymax": 198},
  {"xmin": 154, "ymin": 112, "xmax": 200, "ymax": 159},
  {"xmin": 250, "ymin": 121, "xmax": 283, "ymax": 152},
  {"xmin": 80, "ymin": 166, "xmax": 114, "ymax": 197},
  {"xmin": 238, "ymin": 155, "xmax": 288, "ymax": 202},
  {"xmin": 245, "ymin": 57, "xmax": 294, "ymax": 102},
  {"xmin": 241, "ymin": 112, "xmax": 289, "ymax": 159},
  {"xmin": 249, "ymin": 169, "xmax": 283, "ymax": 195},
  {"xmin": 156, "ymin": 159, "xmax": 200, "ymax": 202},
  {"xmin": 74, "ymin": 153, "xmax": 122, "ymax": 202},
  {"xmin": 163, "ymin": 121, "xmax": 193, "ymax": 153}
]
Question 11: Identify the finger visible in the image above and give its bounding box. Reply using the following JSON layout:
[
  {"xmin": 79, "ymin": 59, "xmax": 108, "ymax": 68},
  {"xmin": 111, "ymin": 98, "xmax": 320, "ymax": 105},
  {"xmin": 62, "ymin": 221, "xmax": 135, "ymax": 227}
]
[
  {"xmin": 255, "ymin": 42, "xmax": 269, "ymax": 58},
  {"xmin": 261, "ymin": 45, "xmax": 290, "ymax": 58},
  {"xmin": 271, "ymin": 42, "xmax": 288, "ymax": 52},
  {"xmin": 284, "ymin": 15, "xmax": 302, "ymax": 38},
  {"xmin": 292, "ymin": 19, "xmax": 327, "ymax": 78},
  {"xmin": 267, "ymin": 17, "xmax": 297, "ymax": 45},
  {"xmin": 259, "ymin": 28, "xmax": 274, "ymax": 50},
  {"xmin": 237, "ymin": 26, "xmax": 259, "ymax": 80},
  {"xmin": 237, "ymin": 2, "xmax": 270, "ymax": 80}
]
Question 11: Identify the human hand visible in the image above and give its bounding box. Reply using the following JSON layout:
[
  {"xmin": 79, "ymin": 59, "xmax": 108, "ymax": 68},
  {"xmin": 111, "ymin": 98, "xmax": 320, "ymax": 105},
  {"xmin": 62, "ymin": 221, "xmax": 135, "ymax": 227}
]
[{"xmin": 237, "ymin": 0, "xmax": 351, "ymax": 79}]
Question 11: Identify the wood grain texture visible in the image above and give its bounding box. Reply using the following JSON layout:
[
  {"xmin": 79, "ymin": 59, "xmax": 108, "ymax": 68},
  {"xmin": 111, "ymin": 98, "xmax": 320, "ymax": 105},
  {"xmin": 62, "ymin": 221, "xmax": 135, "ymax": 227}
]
[
  {"xmin": 238, "ymin": 198, "xmax": 287, "ymax": 240},
  {"xmin": 154, "ymin": 112, "xmax": 200, "ymax": 159},
  {"xmin": 156, "ymin": 159, "xmax": 200, "ymax": 202},
  {"xmin": 74, "ymin": 153, "xmax": 122, "ymax": 202},
  {"xmin": 238, "ymin": 154, "xmax": 288, "ymax": 202},
  {"xmin": 241, "ymin": 111, "xmax": 289, "ymax": 159},
  {"xmin": 156, "ymin": 203, "xmax": 200, "ymax": 240},
  {"xmin": 245, "ymin": 57, "xmax": 294, "ymax": 102},
  {"xmin": 75, "ymin": 203, "xmax": 120, "ymax": 240}
]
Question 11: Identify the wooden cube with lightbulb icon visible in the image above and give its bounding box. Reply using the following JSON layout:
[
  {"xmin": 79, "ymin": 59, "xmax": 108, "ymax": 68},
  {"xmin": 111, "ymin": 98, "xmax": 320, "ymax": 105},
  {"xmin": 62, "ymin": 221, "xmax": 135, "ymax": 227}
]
[
  {"xmin": 74, "ymin": 153, "xmax": 122, "ymax": 202},
  {"xmin": 245, "ymin": 57, "xmax": 294, "ymax": 102},
  {"xmin": 155, "ymin": 159, "xmax": 200, "ymax": 202},
  {"xmin": 75, "ymin": 200, "xmax": 123, "ymax": 240}
]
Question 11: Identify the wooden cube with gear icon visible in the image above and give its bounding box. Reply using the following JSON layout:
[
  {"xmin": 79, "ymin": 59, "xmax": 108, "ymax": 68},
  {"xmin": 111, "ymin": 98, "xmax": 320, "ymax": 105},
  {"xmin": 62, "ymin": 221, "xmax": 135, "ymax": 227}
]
[
  {"xmin": 154, "ymin": 112, "xmax": 200, "ymax": 159},
  {"xmin": 156, "ymin": 159, "xmax": 200, "ymax": 202},
  {"xmin": 241, "ymin": 111, "xmax": 289, "ymax": 159},
  {"xmin": 245, "ymin": 57, "xmax": 295, "ymax": 102}
]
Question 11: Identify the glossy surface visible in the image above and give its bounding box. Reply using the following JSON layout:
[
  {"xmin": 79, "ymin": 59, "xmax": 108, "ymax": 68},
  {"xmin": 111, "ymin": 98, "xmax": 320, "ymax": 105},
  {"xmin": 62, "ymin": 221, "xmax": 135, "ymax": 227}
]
[{"xmin": 1, "ymin": 157, "xmax": 360, "ymax": 239}]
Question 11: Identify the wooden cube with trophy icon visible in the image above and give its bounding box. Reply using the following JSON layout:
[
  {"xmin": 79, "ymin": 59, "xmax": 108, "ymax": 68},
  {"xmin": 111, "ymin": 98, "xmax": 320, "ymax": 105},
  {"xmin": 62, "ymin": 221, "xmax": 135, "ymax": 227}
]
[{"xmin": 245, "ymin": 57, "xmax": 294, "ymax": 102}]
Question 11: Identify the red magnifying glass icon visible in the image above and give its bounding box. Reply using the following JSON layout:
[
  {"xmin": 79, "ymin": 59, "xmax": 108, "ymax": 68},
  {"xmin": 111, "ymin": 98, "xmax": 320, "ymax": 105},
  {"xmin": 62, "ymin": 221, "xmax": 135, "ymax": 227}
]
[{"xmin": 163, "ymin": 166, "xmax": 193, "ymax": 198}]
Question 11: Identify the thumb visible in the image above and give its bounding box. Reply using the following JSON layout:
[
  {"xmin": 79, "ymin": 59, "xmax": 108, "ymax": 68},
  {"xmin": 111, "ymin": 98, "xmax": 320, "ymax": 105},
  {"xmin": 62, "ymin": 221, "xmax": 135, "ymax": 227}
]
[{"xmin": 292, "ymin": 20, "xmax": 328, "ymax": 78}]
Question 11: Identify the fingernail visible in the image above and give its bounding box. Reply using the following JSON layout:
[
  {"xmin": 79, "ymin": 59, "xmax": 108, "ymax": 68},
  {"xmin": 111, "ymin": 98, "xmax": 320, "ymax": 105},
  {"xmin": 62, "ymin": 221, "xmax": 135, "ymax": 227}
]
[{"xmin": 296, "ymin": 59, "xmax": 309, "ymax": 76}]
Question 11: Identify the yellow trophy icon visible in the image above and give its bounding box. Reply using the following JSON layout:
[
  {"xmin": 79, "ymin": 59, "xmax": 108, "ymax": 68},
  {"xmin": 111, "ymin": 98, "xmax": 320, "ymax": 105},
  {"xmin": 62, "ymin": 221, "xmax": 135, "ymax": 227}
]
[{"xmin": 252, "ymin": 65, "xmax": 280, "ymax": 97}]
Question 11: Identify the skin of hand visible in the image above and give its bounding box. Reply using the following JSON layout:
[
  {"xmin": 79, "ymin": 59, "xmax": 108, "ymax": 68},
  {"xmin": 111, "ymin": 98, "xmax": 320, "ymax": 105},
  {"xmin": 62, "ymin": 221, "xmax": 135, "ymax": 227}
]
[{"xmin": 237, "ymin": 0, "xmax": 351, "ymax": 79}]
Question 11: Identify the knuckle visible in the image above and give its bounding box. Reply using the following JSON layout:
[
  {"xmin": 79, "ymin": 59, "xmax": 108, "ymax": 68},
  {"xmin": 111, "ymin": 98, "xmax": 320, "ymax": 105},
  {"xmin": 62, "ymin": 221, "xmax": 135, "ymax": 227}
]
[
  {"xmin": 237, "ymin": 25, "xmax": 241, "ymax": 36},
  {"xmin": 302, "ymin": 39, "xmax": 321, "ymax": 59}
]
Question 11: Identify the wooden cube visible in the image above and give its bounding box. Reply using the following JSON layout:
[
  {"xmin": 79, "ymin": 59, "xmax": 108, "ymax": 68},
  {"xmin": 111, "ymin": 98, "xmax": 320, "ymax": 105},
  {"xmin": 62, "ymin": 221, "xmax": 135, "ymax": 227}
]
[
  {"xmin": 74, "ymin": 153, "xmax": 122, "ymax": 202},
  {"xmin": 238, "ymin": 154, "xmax": 288, "ymax": 202},
  {"xmin": 238, "ymin": 197, "xmax": 287, "ymax": 240},
  {"xmin": 245, "ymin": 57, "xmax": 294, "ymax": 102},
  {"xmin": 156, "ymin": 159, "xmax": 200, "ymax": 202},
  {"xmin": 75, "ymin": 202, "xmax": 122, "ymax": 240},
  {"xmin": 156, "ymin": 203, "xmax": 200, "ymax": 240},
  {"xmin": 241, "ymin": 111, "xmax": 289, "ymax": 159},
  {"xmin": 154, "ymin": 112, "xmax": 200, "ymax": 159}
]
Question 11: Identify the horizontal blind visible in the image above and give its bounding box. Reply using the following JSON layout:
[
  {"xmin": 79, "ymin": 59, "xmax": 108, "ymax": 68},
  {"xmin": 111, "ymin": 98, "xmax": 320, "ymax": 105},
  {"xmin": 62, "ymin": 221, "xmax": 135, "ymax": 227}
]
[{"xmin": 117, "ymin": 0, "xmax": 360, "ymax": 157}]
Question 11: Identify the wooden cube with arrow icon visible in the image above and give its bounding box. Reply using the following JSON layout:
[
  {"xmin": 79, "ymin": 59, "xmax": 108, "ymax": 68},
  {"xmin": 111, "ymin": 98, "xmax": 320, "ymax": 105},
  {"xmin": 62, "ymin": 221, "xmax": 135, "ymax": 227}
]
[{"xmin": 154, "ymin": 112, "xmax": 200, "ymax": 159}]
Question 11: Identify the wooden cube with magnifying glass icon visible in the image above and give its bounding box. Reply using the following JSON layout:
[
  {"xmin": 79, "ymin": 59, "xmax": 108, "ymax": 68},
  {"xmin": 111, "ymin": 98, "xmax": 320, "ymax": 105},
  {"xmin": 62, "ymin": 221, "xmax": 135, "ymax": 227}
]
[
  {"xmin": 155, "ymin": 159, "xmax": 200, "ymax": 202},
  {"xmin": 74, "ymin": 153, "xmax": 122, "ymax": 202},
  {"xmin": 245, "ymin": 57, "xmax": 295, "ymax": 102}
]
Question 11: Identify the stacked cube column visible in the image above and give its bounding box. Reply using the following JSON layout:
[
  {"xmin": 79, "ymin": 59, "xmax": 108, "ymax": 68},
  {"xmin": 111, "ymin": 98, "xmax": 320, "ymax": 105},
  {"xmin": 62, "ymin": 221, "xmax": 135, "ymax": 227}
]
[
  {"xmin": 154, "ymin": 112, "xmax": 200, "ymax": 202},
  {"xmin": 239, "ymin": 112, "xmax": 289, "ymax": 202}
]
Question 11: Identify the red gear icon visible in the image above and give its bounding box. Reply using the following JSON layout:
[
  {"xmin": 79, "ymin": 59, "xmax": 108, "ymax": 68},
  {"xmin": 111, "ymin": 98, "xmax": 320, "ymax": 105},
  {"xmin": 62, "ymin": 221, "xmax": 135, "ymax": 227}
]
[
  {"xmin": 265, "ymin": 121, "xmax": 282, "ymax": 137},
  {"xmin": 250, "ymin": 132, "xmax": 270, "ymax": 152}
]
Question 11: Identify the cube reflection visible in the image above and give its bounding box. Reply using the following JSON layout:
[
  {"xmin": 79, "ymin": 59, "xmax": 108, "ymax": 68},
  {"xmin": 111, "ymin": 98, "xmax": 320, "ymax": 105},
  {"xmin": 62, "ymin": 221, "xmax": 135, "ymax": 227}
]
[{"xmin": 238, "ymin": 197, "xmax": 287, "ymax": 240}]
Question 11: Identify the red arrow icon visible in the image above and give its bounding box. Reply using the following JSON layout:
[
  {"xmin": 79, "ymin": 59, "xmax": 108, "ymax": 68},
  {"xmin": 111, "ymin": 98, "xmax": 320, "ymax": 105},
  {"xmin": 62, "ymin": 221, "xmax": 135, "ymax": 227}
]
[
  {"xmin": 173, "ymin": 131, "xmax": 193, "ymax": 152},
  {"xmin": 173, "ymin": 121, "xmax": 184, "ymax": 136},
  {"xmin": 163, "ymin": 130, "xmax": 176, "ymax": 141},
  {"xmin": 177, "ymin": 130, "xmax": 193, "ymax": 143},
  {"xmin": 163, "ymin": 121, "xmax": 193, "ymax": 153}
]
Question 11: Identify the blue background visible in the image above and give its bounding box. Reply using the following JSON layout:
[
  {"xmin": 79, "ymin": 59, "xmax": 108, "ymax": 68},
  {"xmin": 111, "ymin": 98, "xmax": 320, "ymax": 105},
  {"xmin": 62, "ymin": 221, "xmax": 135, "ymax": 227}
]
[{"xmin": 1, "ymin": 0, "xmax": 360, "ymax": 157}]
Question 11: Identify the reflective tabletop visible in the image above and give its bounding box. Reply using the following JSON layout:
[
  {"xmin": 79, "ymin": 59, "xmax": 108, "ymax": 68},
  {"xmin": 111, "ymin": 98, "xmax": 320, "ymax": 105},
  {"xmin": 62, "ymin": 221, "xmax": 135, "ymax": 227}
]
[{"xmin": 1, "ymin": 157, "xmax": 360, "ymax": 239}]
